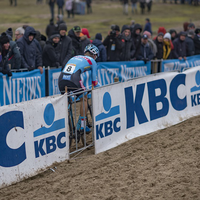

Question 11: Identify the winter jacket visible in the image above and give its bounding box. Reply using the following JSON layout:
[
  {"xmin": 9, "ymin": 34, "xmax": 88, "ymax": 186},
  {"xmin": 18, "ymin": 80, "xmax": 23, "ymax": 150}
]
[
  {"xmin": 136, "ymin": 42, "xmax": 154, "ymax": 61},
  {"xmin": 194, "ymin": 35, "xmax": 200, "ymax": 55},
  {"xmin": 172, "ymin": 37, "xmax": 187, "ymax": 59},
  {"xmin": 185, "ymin": 36, "xmax": 195, "ymax": 57},
  {"xmin": 42, "ymin": 38, "xmax": 60, "ymax": 68},
  {"xmin": 103, "ymin": 34, "xmax": 124, "ymax": 62},
  {"xmin": 144, "ymin": 22, "xmax": 152, "ymax": 35},
  {"xmin": 132, "ymin": 23, "xmax": 142, "ymax": 59},
  {"xmin": 92, "ymin": 39, "xmax": 107, "ymax": 62},
  {"xmin": 55, "ymin": 34, "xmax": 72, "ymax": 69},
  {"xmin": 16, "ymin": 26, "xmax": 42, "ymax": 70},
  {"xmin": 68, "ymin": 29, "xmax": 82, "ymax": 56},
  {"xmin": 148, "ymin": 38, "xmax": 157, "ymax": 57},
  {"xmin": 0, "ymin": 48, "xmax": 12, "ymax": 76},
  {"xmin": 154, "ymin": 38, "xmax": 163, "ymax": 59},
  {"xmin": 49, "ymin": 0, "xmax": 56, "ymax": 6}
]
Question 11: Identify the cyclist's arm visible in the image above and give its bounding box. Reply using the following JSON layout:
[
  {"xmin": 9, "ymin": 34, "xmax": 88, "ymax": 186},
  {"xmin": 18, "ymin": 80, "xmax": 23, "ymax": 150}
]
[{"xmin": 91, "ymin": 61, "xmax": 99, "ymax": 87}]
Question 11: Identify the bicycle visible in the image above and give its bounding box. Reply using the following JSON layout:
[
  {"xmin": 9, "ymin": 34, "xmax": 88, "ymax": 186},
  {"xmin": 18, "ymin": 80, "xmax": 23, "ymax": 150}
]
[{"xmin": 67, "ymin": 89, "xmax": 93, "ymax": 149}]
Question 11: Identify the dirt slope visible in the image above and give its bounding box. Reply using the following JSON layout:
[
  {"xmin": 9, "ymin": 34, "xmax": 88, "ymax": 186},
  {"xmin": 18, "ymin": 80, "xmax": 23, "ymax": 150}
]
[{"xmin": 0, "ymin": 115, "xmax": 200, "ymax": 200}]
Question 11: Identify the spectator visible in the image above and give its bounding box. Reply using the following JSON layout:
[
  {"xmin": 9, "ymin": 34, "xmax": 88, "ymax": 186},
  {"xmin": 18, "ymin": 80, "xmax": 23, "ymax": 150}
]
[
  {"xmin": 130, "ymin": 20, "xmax": 135, "ymax": 34},
  {"xmin": 35, "ymin": 31, "xmax": 46, "ymax": 52},
  {"xmin": 92, "ymin": 33, "xmax": 107, "ymax": 62},
  {"xmin": 16, "ymin": 26, "xmax": 43, "ymax": 73},
  {"xmin": 143, "ymin": 30, "xmax": 157, "ymax": 58},
  {"xmin": 169, "ymin": 29, "xmax": 177, "ymax": 41},
  {"xmin": 146, "ymin": 0, "xmax": 152, "ymax": 12},
  {"xmin": 86, "ymin": 0, "xmax": 92, "ymax": 14},
  {"xmin": 65, "ymin": 0, "xmax": 74, "ymax": 18},
  {"xmin": 0, "ymin": 36, "xmax": 12, "ymax": 76},
  {"xmin": 123, "ymin": 0, "xmax": 129, "ymax": 15},
  {"xmin": 0, "ymin": 32, "xmax": 21, "ymax": 70},
  {"xmin": 103, "ymin": 25, "xmax": 124, "ymax": 61},
  {"xmin": 42, "ymin": 31, "xmax": 61, "ymax": 68},
  {"xmin": 163, "ymin": 33, "xmax": 173, "ymax": 60},
  {"xmin": 55, "ymin": 14, "xmax": 65, "ymax": 31},
  {"xmin": 56, "ymin": 23, "xmax": 72, "ymax": 69},
  {"xmin": 153, "ymin": 32, "xmax": 164, "ymax": 59},
  {"xmin": 136, "ymin": 34, "xmax": 154, "ymax": 63},
  {"xmin": 194, "ymin": 28, "xmax": 200, "ymax": 55},
  {"xmin": 157, "ymin": 27, "xmax": 166, "ymax": 36},
  {"xmin": 49, "ymin": 0, "xmax": 56, "ymax": 20},
  {"xmin": 68, "ymin": 26, "xmax": 82, "ymax": 56},
  {"xmin": 187, "ymin": 23, "xmax": 195, "ymax": 32},
  {"xmin": 131, "ymin": 23, "xmax": 142, "ymax": 59},
  {"xmin": 183, "ymin": 22, "xmax": 189, "ymax": 32},
  {"xmin": 172, "ymin": 31, "xmax": 187, "ymax": 60},
  {"xmin": 46, "ymin": 19, "xmax": 56, "ymax": 39},
  {"xmin": 140, "ymin": 0, "xmax": 146, "ymax": 14},
  {"xmin": 15, "ymin": 27, "xmax": 25, "ymax": 41},
  {"xmin": 57, "ymin": 0, "xmax": 64, "ymax": 16},
  {"xmin": 120, "ymin": 25, "xmax": 135, "ymax": 61},
  {"xmin": 143, "ymin": 18, "xmax": 152, "ymax": 35},
  {"xmin": 131, "ymin": 0, "xmax": 138, "ymax": 14},
  {"xmin": 0, "ymin": 44, "xmax": 12, "ymax": 76},
  {"xmin": 185, "ymin": 30, "xmax": 195, "ymax": 56},
  {"xmin": 80, "ymin": 28, "xmax": 91, "ymax": 54},
  {"xmin": 10, "ymin": 0, "xmax": 17, "ymax": 6}
]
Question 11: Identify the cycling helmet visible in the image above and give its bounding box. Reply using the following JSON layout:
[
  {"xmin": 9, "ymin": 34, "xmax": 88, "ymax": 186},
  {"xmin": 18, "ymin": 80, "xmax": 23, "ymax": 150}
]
[{"xmin": 84, "ymin": 44, "xmax": 99, "ymax": 57}]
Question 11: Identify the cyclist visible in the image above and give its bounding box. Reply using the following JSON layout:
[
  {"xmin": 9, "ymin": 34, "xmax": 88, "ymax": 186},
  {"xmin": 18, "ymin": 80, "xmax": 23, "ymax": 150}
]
[{"xmin": 58, "ymin": 44, "xmax": 99, "ymax": 133}]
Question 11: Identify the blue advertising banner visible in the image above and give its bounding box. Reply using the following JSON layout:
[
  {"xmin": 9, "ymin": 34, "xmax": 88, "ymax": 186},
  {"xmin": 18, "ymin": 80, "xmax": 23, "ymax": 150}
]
[
  {"xmin": 0, "ymin": 69, "xmax": 45, "ymax": 106},
  {"xmin": 81, "ymin": 60, "xmax": 151, "ymax": 89},
  {"xmin": 161, "ymin": 55, "xmax": 200, "ymax": 72},
  {"xmin": 48, "ymin": 60, "xmax": 151, "ymax": 95}
]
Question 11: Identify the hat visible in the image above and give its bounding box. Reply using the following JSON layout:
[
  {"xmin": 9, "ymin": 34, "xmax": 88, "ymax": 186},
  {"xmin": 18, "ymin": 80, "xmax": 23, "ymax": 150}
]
[
  {"xmin": 0, "ymin": 32, "xmax": 10, "ymax": 45},
  {"xmin": 95, "ymin": 33, "xmax": 102, "ymax": 40},
  {"xmin": 158, "ymin": 32, "xmax": 164, "ymax": 37},
  {"xmin": 59, "ymin": 23, "xmax": 67, "ymax": 31},
  {"xmin": 114, "ymin": 25, "xmax": 120, "ymax": 32},
  {"xmin": 6, "ymin": 28, "xmax": 13, "ymax": 38},
  {"xmin": 73, "ymin": 26, "xmax": 81, "ymax": 32},
  {"xmin": 146, "ymin": 18, "xmax": 150, "ymax": 22},
  {"xmin": 180, "ymin": 31, "xmax": 187, "ymax": 36},
  {"xmin": 50, "ymin": 31, "xmax": 60, "ymax": 40},
  {"xmin": 81, "ymin": 28, "xmax": 90, "ymax": 38},
  {"xmin": 188, "ymin": 23, "xmax": 195, "ymax": 29},
  {"xmin": 164, "ymin": 33, "xmax": 171, "ymax": 40},
  {"xmin": 188, "ymin": 30, "xmax": 195, "ymax": 37},
  {"xmin": 142, "ymin": 34, "xmax": 148, "ymax": 39},
  {"xmin": 195, "ymin": 28, "xmax": 200, "ymax": 34}
]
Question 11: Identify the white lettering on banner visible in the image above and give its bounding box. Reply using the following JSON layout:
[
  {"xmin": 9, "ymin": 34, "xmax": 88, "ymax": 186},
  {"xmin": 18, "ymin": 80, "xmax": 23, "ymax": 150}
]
[
  {"xmin": 194, "ymin": 60, "xmax": 200, "ymax": 66},
  {"xmin": 52, "ymin": 72, "xmax": 60, "ymax": 95},
  {"xmin": 97, "ymin": 68, "xmax": 119, "ymax": 86},
  {"xmin": 2, "ymin": 76, "xmax": 42, "ymax": 106},
  {"xmin": 120, "ymin": 65, "xmax": 147, "ymax": 81}
]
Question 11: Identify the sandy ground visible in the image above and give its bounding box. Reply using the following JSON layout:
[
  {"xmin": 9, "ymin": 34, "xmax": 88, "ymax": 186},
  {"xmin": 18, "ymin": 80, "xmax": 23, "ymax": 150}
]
[{"xmin": 0, "ymin": 114, "xmax": 200, "ymax": 200}]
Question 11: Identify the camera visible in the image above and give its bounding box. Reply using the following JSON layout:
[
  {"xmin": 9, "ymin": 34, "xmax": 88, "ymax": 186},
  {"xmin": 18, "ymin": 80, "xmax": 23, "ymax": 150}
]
[{"xmin": 110, "ymin": 25, "xmax": 117, "ymax": 38}]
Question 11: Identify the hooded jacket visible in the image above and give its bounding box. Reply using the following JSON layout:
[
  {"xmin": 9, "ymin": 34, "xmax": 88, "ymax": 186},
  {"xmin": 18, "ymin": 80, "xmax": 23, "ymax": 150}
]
[
  {"xmin": 92, "ymin": 39, "xmax": 107, "ymax": 62},
  {"xmin": 16, "ymin": 26, "xmax": 42, "ymax": 70},
  {"xmin": 120, "ymin": 25, "xmax": 135, "ymax": 61},
  {"xmin": 172, "ymin": 37, "xmax": 187, "ymax": 59},
  {"xmin": 42, "ymin": 36, "xmax": 60, "ymax": 68},
  {"xmin": 132, "ymin": 23, "xmax": 142, "ymax": 59}
]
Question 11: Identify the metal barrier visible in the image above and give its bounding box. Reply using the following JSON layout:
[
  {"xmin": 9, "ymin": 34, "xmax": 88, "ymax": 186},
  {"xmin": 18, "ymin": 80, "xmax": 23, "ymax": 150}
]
[{"xmin": 66, "ymin": 88, "xmax": 94, "ymax": 156}]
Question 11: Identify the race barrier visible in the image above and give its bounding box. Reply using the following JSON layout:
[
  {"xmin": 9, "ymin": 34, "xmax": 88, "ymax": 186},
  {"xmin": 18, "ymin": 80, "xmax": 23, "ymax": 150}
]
[
  {"xmin": 0, "ymin": 94, "xmax": 69, "ymax": 188},
  {"xmin": 92, "ymin": 66, "xmax": 200, "ymax": 154},
  {"xmin": 162, "ymin": 55, "xmax": 200, "ymax": 72},
  {"xmin": 0, "ymin": 69, "xmax": 45, "ymax": 107}
]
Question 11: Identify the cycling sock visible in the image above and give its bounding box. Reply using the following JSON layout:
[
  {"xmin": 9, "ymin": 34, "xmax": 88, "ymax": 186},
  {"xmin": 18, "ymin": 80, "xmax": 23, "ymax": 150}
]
[{"xmin": 81, "ymin": 116, "xmax": 86, "ymax": 128}]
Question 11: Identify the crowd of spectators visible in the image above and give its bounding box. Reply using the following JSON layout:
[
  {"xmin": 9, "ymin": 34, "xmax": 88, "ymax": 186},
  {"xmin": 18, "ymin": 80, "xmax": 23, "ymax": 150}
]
[{"xmin": 0, "ymin": 18, "xmax": 200, "ymax": 76}]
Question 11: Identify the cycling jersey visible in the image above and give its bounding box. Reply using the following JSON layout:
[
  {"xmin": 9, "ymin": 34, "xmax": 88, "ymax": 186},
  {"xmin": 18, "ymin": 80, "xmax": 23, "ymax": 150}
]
[{"xmin": 58, "ymin": 55, "xmax": 98, "ymax": 94}]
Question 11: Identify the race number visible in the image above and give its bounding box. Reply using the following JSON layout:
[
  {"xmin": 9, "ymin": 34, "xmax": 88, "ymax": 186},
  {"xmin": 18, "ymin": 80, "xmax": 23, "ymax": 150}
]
[{"xmin": 63, "ymin": 64, "xmax": 76, "ymax": 74}]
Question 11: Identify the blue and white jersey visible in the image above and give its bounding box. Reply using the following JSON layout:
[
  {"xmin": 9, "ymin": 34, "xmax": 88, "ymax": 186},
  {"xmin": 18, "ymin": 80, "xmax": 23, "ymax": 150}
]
[{"xmin": 62, "ymin": 55, "xmax": 98, "ymax": 86}]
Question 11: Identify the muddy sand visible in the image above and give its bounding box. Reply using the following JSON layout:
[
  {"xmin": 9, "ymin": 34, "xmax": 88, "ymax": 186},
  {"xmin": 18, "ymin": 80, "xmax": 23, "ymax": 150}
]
[{"xmin": 0, "ymin": 115, "xmax": 200, "ymax": 200}]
